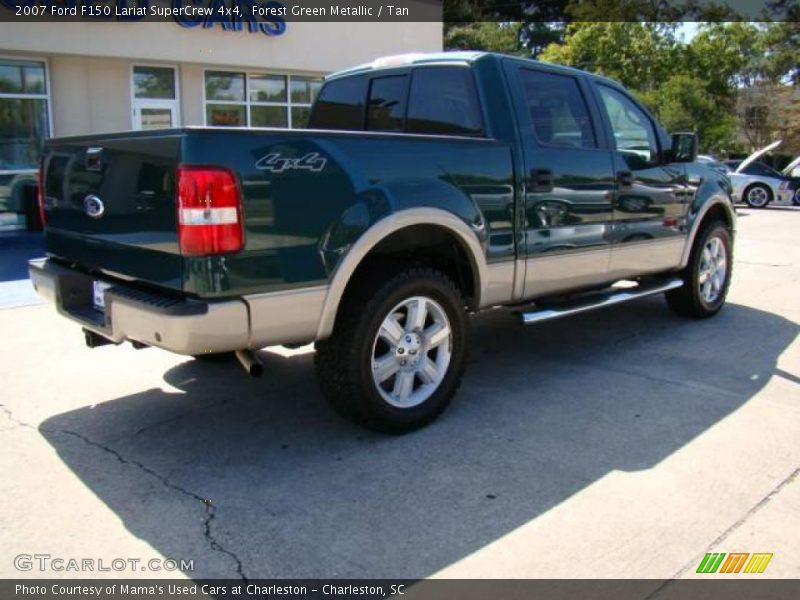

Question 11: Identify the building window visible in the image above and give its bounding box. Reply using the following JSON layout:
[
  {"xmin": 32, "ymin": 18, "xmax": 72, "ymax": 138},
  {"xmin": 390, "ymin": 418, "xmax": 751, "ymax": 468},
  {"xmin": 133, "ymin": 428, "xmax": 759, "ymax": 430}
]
[
  {"xmin": 132, "ymin": 65, "xmax": 179, "ymax": 130},
  {"xmin": 204, "ymin": 71, "xmax": 322, "ymax": 129},
  {"xmin": 0, "ymin": 59, "xmax": 50, "ymax": 170}
]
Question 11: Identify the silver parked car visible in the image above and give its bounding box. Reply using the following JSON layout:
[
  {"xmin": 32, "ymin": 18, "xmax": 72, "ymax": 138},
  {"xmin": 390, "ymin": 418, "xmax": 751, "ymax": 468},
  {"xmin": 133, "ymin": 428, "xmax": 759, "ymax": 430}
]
[
  {"xmin": 779, "ymin": 155, "xmax": 800, "ymax": 206},
  {"xmin": 707, "ymin": 141, "xmax": 795, "ymax": 208}
]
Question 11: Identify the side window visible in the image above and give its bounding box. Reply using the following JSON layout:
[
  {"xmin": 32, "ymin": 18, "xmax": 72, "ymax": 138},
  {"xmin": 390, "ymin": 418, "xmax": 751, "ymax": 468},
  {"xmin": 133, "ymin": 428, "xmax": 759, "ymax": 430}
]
[
  {"xmin": 406, "ymin": 67, "xmax": 483, "ymax": 136},
  {"xmin": 366, "ymin": 75, "xmax": 408, "ymax": 132},
  {"xmin": 518, "ymin": 69, "xmax": 597, "ymax": 149},
  {"xmin": 746, "ymin": 162, "xmax": 778, "ymax": 177},
  {"xmin": 308, "ymin": 76, "xmax": 366, "ymax": 130},
  {"xmin": 597, "ymin": 85, "xmax": 659, "ymax": 168}
]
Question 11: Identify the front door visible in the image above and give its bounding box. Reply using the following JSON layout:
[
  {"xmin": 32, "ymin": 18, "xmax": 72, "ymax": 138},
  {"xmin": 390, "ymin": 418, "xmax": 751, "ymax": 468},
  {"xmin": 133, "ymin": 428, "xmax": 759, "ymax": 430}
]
[
  {"xmin": 508, "ymin": 64, "xmax": 616, "ymax": 299},
  {"xmin": 593, "ymin": 84, "xmax": 687, "ymax": 277}
]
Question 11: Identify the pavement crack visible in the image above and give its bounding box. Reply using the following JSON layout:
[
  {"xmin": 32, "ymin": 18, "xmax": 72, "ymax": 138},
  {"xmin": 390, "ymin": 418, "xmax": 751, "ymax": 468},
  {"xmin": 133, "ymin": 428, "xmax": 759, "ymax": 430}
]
[
  {"xmin": 55, "ymin": 428, "xmax": 249, "ymax": 582},
  {"xmin": 0, "ymin": 403, "xmax": 248, "ymax": 581},
  {"xmin": 202, "ymin": 502, "xmax": 248, "ymax": 582},
  {"xmin": 0, "ymin": 403, "xmax": 29, "ymax": 428},
  {"xmin": 128, "ymin": 397, "xmax": 232, "ymax": 439},
  {"xmin": 646, "ymin": 465, "xmax": 800, "ymax": 598}
]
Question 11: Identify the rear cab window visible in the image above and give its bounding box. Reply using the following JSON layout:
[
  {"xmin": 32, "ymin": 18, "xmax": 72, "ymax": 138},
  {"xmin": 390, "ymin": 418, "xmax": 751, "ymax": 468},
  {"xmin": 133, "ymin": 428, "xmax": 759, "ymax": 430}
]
[
  {"xmin": 308, "ymin": 75, "xmax": 367, "ymax": 130},
  {"xmin": 366, "ymin": 75, "xmax": 408, "ymax": 132},
  {"xmin": 309, "ymin": 64, "xmax": 485, "ymax": 137}
]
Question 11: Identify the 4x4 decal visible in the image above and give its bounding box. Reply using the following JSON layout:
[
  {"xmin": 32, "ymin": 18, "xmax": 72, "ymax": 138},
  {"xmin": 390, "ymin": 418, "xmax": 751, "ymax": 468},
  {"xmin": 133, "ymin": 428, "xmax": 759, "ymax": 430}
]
[{"xmin": 256, "ymin": 152, "xmax": 327, "ymax": 173}]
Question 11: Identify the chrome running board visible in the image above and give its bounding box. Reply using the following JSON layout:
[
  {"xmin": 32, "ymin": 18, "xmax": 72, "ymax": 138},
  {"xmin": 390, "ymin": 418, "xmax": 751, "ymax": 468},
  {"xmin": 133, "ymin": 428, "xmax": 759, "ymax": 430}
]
[{"xmin": 518, "ymin": 277, "xmax": 684, "ymax": 325}]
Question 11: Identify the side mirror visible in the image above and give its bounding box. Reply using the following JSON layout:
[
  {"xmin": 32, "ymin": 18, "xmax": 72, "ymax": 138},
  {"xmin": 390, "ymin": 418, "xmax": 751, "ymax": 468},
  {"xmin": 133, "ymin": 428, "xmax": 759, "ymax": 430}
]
[{"xmin": 671, "ymin": 132, "xmax": 698, "ymax": 163}]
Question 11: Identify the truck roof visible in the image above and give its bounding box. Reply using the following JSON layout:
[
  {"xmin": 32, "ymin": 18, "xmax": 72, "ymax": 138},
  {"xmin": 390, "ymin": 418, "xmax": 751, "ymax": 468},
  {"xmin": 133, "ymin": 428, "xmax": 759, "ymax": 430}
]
[
  {"xmin": 325, "ymin": 51, "xmax": 621, "ymax": 88},
  {"xmin": 325, "ymin": 51, "xmax": 486, "ymax": 80}
]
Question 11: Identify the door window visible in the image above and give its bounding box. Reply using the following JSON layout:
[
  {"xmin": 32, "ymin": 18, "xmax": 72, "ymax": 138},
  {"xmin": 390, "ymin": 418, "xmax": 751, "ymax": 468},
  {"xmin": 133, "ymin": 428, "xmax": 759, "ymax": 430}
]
[
  {"xmin": 133, "ymin": 66, "xmax": 176, "ymax": 100},
  {"xmin": 518, "ymin": 69, "xmax": 597, "ymax": 149},
  {"xmin": 597, "ymin": 85, "xmax": 659, "ymax": 168},
  {"xmin": 366, "ymin": 75, "xmax": 408, "ymax": 132},
  {"xmin": 406, "ymin": 67, "xmax": 483, "ymax": 136},
  {"xmin": 0, "ymin": 59, "xmax": 50, "ymax": 169},
  {"xmin": 132, "ymin": 65, "xmax": 178, "ymax": 130},
  {"xmin": 742, "ymin": 162, "xmax": 780, "ymax": 177}
]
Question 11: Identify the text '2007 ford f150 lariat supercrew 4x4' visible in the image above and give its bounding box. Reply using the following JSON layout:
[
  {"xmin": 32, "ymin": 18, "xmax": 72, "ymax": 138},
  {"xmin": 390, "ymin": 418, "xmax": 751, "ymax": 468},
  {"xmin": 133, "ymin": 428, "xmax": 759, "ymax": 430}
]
[{"xmin": 30, "ymin": 52, "xmax": 735, "ymax": 433}]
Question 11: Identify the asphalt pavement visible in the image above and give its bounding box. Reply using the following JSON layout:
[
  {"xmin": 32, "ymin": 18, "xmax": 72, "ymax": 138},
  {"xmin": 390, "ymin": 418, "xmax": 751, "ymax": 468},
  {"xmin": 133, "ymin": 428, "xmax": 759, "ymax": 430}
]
[{"xmin": 0, "ymin": 207, "xmax": 798, "ymax": 581}]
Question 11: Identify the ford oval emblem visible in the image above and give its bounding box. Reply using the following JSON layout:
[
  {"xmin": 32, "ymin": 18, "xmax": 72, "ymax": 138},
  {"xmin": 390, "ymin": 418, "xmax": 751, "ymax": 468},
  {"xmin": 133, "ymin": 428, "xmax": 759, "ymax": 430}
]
[{"xmin": 83, "ymin": 195, "xmax": 105, "ymax": 219}]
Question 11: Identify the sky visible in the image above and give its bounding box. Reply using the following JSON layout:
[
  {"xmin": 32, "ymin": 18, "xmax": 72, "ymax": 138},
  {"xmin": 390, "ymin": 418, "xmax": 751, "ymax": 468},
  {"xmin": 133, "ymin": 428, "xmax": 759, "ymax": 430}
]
[{"xmin": 676, "ymin": 22, "xmax": 700, "ymax": 42}]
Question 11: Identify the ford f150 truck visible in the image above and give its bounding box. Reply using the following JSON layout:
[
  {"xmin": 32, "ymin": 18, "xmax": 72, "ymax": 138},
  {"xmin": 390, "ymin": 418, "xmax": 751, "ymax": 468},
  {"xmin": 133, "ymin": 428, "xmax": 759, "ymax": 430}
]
[{"xmin": 30, "ymin": 52, "xmax": 735, "ymax": 433}]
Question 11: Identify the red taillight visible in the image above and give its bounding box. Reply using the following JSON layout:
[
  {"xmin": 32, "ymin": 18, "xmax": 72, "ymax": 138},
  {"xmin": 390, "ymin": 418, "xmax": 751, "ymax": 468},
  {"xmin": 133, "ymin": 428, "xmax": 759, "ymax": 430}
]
[
  {"xmin": 176, "ymin": 166, "xmax": 243, "ymax": 256},
  {"xmin": 37, "ymin": 162, "xmax": 46, "ymax": 227}
]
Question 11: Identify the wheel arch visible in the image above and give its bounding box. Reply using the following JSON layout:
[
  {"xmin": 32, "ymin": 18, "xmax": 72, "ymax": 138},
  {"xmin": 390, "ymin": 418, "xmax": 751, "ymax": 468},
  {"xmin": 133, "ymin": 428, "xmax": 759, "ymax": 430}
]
[
  {"xmin": 316, "ymin": 208, "xmax": 487, "ymax": 339},
  {"xmin": 679, "ymin": 198, "xmax": 736, "ymax": 268}
]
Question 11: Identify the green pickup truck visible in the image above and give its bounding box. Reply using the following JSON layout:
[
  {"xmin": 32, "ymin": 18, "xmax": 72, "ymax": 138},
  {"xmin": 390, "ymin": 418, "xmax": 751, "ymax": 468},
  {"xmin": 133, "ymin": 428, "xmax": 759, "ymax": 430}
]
[{"xmin": 30, "ymin": 52, "xmax": 735, "ymax": 433}]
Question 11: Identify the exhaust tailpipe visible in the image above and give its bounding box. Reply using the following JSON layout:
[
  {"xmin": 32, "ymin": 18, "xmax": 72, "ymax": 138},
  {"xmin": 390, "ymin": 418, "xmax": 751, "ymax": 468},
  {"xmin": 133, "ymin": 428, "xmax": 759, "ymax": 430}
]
[
  {"xmin": 235, "ymin": 349, "xmax": 263, "ymax": 377},
  {"xmin": 83, "ymin": 328, "xmax": 114, "ymax": 348}
]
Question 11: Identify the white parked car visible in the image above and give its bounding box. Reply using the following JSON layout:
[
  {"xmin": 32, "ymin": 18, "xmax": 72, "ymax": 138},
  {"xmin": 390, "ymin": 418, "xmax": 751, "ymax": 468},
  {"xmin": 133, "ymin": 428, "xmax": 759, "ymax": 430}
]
[{"xmin": 703, "ymin": 141, "xmax": 796, "ymax": 208}]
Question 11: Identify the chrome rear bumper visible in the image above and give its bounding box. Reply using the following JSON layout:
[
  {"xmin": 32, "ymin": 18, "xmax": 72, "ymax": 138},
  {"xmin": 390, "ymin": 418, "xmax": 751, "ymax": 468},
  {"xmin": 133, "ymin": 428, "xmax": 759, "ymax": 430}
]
[{"xmin": 29, "ymin": 258, "xmax": 249, "ymax": 355}]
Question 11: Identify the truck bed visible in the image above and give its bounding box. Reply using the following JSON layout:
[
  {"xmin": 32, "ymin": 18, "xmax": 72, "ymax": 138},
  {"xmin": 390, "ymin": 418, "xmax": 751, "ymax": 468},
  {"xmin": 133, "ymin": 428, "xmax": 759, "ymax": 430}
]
[{"xmin": 41, "ymin": 127, "xmax": 513, "ymax": 299}]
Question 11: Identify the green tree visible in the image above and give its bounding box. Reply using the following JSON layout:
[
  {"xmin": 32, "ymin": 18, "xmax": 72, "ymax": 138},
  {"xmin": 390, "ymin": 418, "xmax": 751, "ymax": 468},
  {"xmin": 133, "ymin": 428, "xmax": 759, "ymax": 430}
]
[
  {"xmin": 539, "ymin": 22, "xmax": 680, "ymax": 91},
  {"xmin": 442, "ymin": 3, "xmax": 798, "ymax": 153},
  {"xmin": 444, "ymin": 22, "xmax": 524, "ymax": 55},
  {"xmin": 638, "ymin": 75, "xmax": 738, "ymax": 153},
  {"xmin": 539, "ymin": 22, "xmax": 764, "ymax": 152},
  {"xmin": 762, "ymin": 23, "xmax": 800, "ymax": 85},
  {"xmin": 686, "ymin": 22, "xmax": 763, "ymax": 91},
  {"xmin": 765, "ymin": 1, "xmax": 800, "ymax": 85}
]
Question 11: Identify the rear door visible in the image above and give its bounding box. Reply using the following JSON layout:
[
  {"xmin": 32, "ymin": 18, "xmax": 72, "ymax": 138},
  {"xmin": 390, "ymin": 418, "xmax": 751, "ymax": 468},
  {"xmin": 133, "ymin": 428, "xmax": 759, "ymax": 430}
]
[
  {"xmin": 591, "ymin": 83, "xmax": 687, "ymax": 277},
  {"xmin": 505, "ymin": 62, "xmax": 616, "ymax": 298}
]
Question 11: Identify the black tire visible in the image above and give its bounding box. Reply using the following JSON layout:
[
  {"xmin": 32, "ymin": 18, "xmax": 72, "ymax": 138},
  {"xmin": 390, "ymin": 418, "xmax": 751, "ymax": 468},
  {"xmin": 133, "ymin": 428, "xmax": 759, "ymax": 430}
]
[
  {"xmin": 666, "ymin": 221, "xmax": 732, "ymax": 318},
  {"xmin": 793, "ymin": 187, "xmax": 800, "ymax": 207},
  {"xmin": 742, "ymin": 183, "xmax": 772, "ymax": 208},
  {"xmin": 315, "ymin": 266, "xmax": 467, "ymax": 434},
  {"xmin": 23, "ymin": 186, "xmax": 43, "ymax": 232}
]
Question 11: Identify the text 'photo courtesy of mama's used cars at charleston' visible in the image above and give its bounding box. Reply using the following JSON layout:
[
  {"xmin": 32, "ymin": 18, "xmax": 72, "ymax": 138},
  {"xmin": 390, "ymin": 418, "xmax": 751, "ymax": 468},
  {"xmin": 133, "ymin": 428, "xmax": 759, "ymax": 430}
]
[{"xmin": 30, "ymin": 52, "xmax": 736, "ymax": 433}]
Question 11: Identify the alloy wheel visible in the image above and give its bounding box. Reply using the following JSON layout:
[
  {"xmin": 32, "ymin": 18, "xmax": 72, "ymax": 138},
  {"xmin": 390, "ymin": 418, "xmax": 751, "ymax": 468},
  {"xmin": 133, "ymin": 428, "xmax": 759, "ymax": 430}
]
[
  {"xmin": 371, "ymin": 295, "xmax": 452, "ymax": 408},
  {"xmin": 698, "ymin": 236, "xmax": 728, "ymax": 304}
]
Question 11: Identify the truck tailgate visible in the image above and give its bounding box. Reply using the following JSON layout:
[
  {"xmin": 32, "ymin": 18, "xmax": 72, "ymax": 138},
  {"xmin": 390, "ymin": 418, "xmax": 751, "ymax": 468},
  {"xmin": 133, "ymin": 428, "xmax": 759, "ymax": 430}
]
[{"xmin": 41, "ymin": 133, "xmax": 182, "ymax": 289}]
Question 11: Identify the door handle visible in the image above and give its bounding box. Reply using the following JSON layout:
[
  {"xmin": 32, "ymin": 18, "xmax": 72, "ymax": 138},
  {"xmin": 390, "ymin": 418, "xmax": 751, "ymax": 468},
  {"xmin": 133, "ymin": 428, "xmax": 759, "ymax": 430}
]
[
  {"xmin": 617, "ymin": 171, "xmax": 635, "ymax": 188},
  {"xmin": 531, "ymin": 168, "xmax": 554, "ymax": 193}
]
